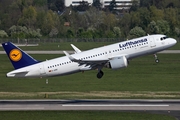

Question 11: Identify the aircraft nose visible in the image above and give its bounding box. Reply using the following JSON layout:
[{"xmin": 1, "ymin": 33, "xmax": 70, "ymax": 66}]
[{"xmin": 172, "ymin": 38, "xmax": 177, "ymax": 45}]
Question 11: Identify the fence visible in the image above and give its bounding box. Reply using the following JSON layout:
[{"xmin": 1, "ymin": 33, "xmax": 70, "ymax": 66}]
[{"xmin": 0, "ymin": 37, "xmax": 179, "ymax": 44}]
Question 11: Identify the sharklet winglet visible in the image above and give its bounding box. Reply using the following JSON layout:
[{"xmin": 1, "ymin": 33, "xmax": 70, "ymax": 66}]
[{"xmin": 71, "ymin": 44, "xmax": 81, "ymax": 53}]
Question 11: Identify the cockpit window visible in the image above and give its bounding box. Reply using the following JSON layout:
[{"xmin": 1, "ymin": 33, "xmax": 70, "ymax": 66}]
[{"xmin": 160, "ymin": 36, "xmax": 168, "ymax": 41}]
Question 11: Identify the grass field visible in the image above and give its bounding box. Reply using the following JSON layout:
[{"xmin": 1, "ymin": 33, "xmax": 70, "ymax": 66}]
[
  {"xmin": 0, "ymin": 53, "xmax": 180, "ymax": 99},
  {"xmin": 0, "ymin": 111, "xmax": 176, "ymax": 120}
]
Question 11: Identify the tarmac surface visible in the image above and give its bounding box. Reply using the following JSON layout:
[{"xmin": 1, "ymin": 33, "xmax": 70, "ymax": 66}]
[
  {"xmin": 0, "ymin": 50, "xmax": 180, "ymax": 54},
  {"xmin": 0, "ymin": 99, "xmax": 180, "ymax": 119}
]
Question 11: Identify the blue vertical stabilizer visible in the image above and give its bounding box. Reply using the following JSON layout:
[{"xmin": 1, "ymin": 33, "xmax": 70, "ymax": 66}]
[{"xmin": 2, "ymin": 42, "xmax": 39, "ymax": 69}]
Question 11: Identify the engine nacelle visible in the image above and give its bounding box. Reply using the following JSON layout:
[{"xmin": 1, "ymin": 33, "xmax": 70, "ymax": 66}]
[{"xmin": 105, "ymin": 56, "xmax": 128, "ymax": 70}]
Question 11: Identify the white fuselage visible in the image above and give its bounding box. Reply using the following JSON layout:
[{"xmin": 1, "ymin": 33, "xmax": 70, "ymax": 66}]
[{"xmin": 7, "ymin": 34, "xmax": 177, "ymax": 78}]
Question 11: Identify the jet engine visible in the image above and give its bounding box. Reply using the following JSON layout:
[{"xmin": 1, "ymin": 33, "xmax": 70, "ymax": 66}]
[{"xmin": 105, "ymin": 56, "xmax": 128, "ymax": 70}]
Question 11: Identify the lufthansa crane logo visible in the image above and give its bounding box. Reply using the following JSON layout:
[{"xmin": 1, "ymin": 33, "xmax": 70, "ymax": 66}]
[{"xmin": 9, "ymin": 49, "xmax": 22, "ymax": 62}]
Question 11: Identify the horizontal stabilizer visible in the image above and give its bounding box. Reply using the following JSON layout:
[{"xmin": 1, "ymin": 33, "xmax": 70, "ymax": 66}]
[{"xmin": 7, "ymin": 71, "xmax": 29, "ymax": 77}]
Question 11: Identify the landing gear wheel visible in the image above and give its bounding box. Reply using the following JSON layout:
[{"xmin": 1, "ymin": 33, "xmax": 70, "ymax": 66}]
[
  {"xmin": 155, "ymin": 59, "xmax": 159, "ymax": 63},
  {"xmin": 97, "ymin": 70, "xmax": 104, "ymax": 79}
]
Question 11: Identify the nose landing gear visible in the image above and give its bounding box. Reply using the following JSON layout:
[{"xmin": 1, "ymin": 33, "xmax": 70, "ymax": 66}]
[{"xmin": 154, "ymin": 54, "xmax": 159, "ymax": 63}]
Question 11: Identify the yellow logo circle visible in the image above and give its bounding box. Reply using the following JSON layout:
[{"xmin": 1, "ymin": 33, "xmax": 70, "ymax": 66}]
[{"xmin": 9, "ymin": 49, "xmax": 22, "ymax": 62}]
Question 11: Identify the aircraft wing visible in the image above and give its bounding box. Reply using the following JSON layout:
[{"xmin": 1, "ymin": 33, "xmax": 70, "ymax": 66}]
[
  {"xmin": 73, "ymin": 58, "xmax": 108, "ymax": 70},
  {"xmin": 63, "ymin": 51, "xmax": 108, "ymax": 69}
]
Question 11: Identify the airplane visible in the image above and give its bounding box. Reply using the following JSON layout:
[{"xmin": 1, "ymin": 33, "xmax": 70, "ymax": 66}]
[{"xmin": 2, "ymin": 34, "xmax": 177, "ymax": 79}]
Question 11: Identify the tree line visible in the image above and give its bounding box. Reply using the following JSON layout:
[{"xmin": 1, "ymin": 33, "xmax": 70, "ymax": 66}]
[{"xmin": 0, "ymin": 0, "xmax": 180, "ymax": 40}]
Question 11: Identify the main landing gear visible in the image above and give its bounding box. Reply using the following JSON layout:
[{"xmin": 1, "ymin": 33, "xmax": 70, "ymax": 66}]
[
  {"xmin": 154, "ymin": 54, "xmax": 159, "ymax": 63},
  {"xmin": 97, "ymin": 70, "xmax": 104, "ymax": 79}
]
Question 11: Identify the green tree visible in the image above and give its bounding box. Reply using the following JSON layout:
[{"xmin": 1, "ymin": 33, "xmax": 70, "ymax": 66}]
[
  {"xmin": 130, "ymin": 11, "xmax": 141, "ymax": 28},
  {"xmin": 79, "ymin": 30, "xmax": 93, "ymax": 39},
  {"xmin": 136, "ymin": 7, "xmax": 151, "ymax": 29},
  {"xmin": 0, "ymin": 0, "xmax": 22, "ymax": 32},
  {"xmin": 119, "ymin": 13, "xmax": 131, "ymax": 37},
  {"xmin": 156, "ymin": 20, "xmax": 170, "ymax": 35},
  {"xmin": 149, "ymin": 6, "xmax": 164, "ymax": 21},
  {"xmin": 49, "ymin": 27, "xmax": 59, "ymax": 37},
  {"xmin": 102, "ymin": 13, "xmax": 117, "ymax": 31},
  {"xmin": 164, "ymin": 8, "xmax": 179, "ymax": 35},
  {"xmin": 83, "ymin": 7, "xmax": 104, "ymax": 30},
  {"xmin": 9, "ymin": 25, "xmax": 24, "ymax": 38},
  {"xmin": 0, "ymin": 30, "xmax": 8, "ymax": 38},
  {"xmin": 33, "ymin": 0, "xmax": 47, "ymax": 6},
  {"xmin": 113, "ymin": 27, "xmax": 121, "ymax": 38},
  {"xmin": 28, "ymin": 28, "xmax": 42, "ymax": 38},
  {"xmin": 128, "ymin": 26, "xmax": 146, "ymax": 39},
  {"xmin": 175, "ymin": 27, "xmax": 180, "ymax": 37},
  {"xmin": 16, "ymin": 0, "xmax": 33, "ymax": 12},
  {"xmin": 41, "ymin": 10, "xmax": 56, "ymax": 35},
  {"xmin": 9, "ymin": 25, "xmax": 42, "ymax": 39},
  {"xmin": 18, "ymin": 6, "xmax": 37, "ymax": 28},
  {"xmin": 148, "ymin": 21, "xmax": 159, "ymax": 34},
  {"xmin": 105, "ymin": 31, "xmax": 116, "ymax": 38},
  {"xmin": 66, "ymin": 29, "xmax": 74, "ymax": 38},
  {"xmin": 148, "ymin": 20, "xmax": 170, "ymax": 35}
]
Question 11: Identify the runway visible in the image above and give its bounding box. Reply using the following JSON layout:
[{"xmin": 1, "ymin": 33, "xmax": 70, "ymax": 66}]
[
  {"xmin": 0, "ymin": 50, "xmax": 180, "ymax": 54},
  {"xmin": 0, "ymin": 99, "xmax": 180, "ymax": 119}
]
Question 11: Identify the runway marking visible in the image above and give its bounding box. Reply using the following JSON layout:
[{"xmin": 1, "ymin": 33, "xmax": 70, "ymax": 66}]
[{"xmin": 62, "ymin": 104, "xmax": 169, "ymax": 107}]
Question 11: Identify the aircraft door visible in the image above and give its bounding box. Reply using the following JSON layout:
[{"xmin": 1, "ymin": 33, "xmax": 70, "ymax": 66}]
[
  {"xmin": 108, "ymin": 50, "xmax": 112, "ymax": 58},
  {"xmin": 149, "ymin": 37, "xmax": 156, "ymax": 48},
  {"xmin": 39, "ymin": 64, "xmax": 46, "ymax": 75}
]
